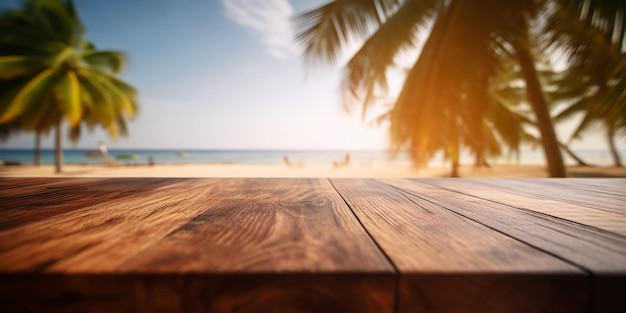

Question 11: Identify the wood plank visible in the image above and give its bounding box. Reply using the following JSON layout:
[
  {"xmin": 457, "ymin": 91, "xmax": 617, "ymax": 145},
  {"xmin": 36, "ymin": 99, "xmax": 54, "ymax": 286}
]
[
  {"xmin": 424, "ymin": 179, "xmax": 626, "ymax": 237},
  {"xmin": 383, "ymin": 178, "xmax": 626, "ymax": 313},
  {"xmin": 0, "ymin": 273, "xmax": 392, "ymax": 313},
  {"xmin": 398, "ymin": 273, "xmax": 587, "ymax": 313},
  {"xmin": 0, "ymin": 178, "xmax": 188, "ymax": 231},
  {"xmin": 473, "ymin": 178, "xmax": 626, "ymax": 215},
  {"xmin": 201, "ymin": 177, "xmax": 344, "ymax": 200},
  {"xmin": 331, "ymin": 179, "xmax": 588, "ymax": 313},
  {"xmin": 0, "ymin": 177, "xmax": 104, "ymax": 196},
  {"xmin": 547, "ymin": 178, "xmax": 626, "ymax": 196},
  {"xmin": 0, "ymin": 178, "xmax": 395, "ymax": 312},
  {"xmin": 0, "ymin": 178, "xmax": 224, "ymax": 271},
  {"xmin": 115, "ymin": 179, "xmax": 395, "ymax": 312}
]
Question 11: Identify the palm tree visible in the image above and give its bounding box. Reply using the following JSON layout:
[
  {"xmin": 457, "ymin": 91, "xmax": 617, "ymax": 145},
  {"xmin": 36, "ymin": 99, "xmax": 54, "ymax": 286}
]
[
  {"xmin": 0, "ymin": 0, "xmax": 138, "ymax": 173},
  {"xmin": 543, "ymin": 0, "xmax": 626, "ymax": 167},
  {"xmin": 549, "ymin": 67, "xmax": 622, "ymax": 166},
  {"xmin": 294, "ymin": 0, "xmax": 568, "ymax": 177}
]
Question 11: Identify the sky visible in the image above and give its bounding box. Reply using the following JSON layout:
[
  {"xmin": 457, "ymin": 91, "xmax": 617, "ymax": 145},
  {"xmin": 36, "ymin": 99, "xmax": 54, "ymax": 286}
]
[{"xmin": 0, "ymin": 0, "xmax": 623, "ymax": 151}]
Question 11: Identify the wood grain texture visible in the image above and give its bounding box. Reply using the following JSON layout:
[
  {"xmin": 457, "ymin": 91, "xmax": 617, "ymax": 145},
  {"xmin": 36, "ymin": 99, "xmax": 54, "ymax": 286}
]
[
  {"xmin": 382, "ymin": 178, "xmax": 626, "ymax": 312},
  {"xmin": 0, "ymin": 273, "xmax": 393, "ymax": 313},
  {"xmin": 0, "ymin": 177, "xmax": 98, "ymax": 192},
  {"xmin": 472, "ymin": 179, "xmax": 626, "ymax": 215},
  {"xmin": 1, "ymin": 178, "xmax": 624, "ymax": 312},
  {"xmin": 0, "ymin": 178, "xmax": 187, "ymax": 231},
  {"xmin": 119, "ymin": 198, "xmax": 392, "ymax": 272},
  {"xmin": 115, "ymin": 179, "xmax": 395, "ymax": 312},
  {"xmin": 547, "ymin": 178, "xmax": 626, "ymax": 196},
  {"xmin": 397, "ymin": 273, "xmax": 588, "ymax": 313},
  {"xmin": 0, "ymin": 179, "xmax": 223, "ymax": 271},
  {"xmin": 199, "ymin": 178, "xmax": 345, "ymax": 201},
  {"xmin": 330, "ymin": 179, "xmax": 588, "ymax": 313},
  {"xmin": 424, "ymin": 179, "xmax": 626, "ymax": 236},
  {"xmin": 0, "ymin": 178, "xmax": 395, "ymax": 312}
]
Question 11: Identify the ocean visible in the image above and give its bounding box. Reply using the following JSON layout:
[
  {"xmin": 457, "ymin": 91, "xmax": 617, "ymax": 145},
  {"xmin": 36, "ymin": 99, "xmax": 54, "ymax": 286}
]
[{"xmin": 0, "ymin": 148, "xmax": 622, "ymax": 167}]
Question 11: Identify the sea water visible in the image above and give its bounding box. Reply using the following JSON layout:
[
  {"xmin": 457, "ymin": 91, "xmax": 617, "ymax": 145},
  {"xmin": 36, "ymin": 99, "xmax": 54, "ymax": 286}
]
[{"xmin": 0, "ymin": 148, "xmax": 622, "ymax": 167}]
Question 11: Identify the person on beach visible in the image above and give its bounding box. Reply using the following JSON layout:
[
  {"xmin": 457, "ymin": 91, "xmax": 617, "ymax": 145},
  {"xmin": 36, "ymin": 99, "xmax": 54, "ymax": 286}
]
[
  {"xmin": 333, "ymin": 153, "xmax": 350, "ymax": 168},
  {"xmin": 98, "ymin": 142, "xmax": 108, "ymax": 157},
  {"xmin": 98, "ymin": 141, "xmax": 112, "ymax": 165},
  {"xmin": 283, "ymin": 155, "xmax": 305, "ymax": 168}
]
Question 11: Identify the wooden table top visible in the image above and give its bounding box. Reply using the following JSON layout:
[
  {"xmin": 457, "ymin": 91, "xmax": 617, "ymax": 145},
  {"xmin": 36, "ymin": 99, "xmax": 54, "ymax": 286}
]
[{"xmin": 0, "ymin": 178, "xmax": 624, "ymax": 312}]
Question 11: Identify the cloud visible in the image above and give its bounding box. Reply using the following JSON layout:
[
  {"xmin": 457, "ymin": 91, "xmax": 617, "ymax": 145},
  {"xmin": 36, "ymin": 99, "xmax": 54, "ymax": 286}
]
[{"xmin": 222, "ymin": 0, "xmax": 299, "ymax": 59}]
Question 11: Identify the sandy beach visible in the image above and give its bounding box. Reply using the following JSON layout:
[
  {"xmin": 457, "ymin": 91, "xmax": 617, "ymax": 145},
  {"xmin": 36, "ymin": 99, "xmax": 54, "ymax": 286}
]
[{"xmin": 1, "ymin": 163, "xmax": 625, "ymax": 178}]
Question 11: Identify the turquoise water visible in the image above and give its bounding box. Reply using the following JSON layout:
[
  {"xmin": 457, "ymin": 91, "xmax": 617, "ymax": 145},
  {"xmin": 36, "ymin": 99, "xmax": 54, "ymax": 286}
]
[
  {"xmin": 0, "ymin": 149, "xmax": 411, "ymax": 166},
  {"xmin": 0, "ymin": 148, "xmax": 622, "ymax": 167}
]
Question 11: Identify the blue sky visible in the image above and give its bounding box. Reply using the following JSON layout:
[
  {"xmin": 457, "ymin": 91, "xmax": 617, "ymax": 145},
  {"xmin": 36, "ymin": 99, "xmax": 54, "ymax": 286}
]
[{"xmin": 0, "ymin": 0, "xmax": 622, "ymax": 151}]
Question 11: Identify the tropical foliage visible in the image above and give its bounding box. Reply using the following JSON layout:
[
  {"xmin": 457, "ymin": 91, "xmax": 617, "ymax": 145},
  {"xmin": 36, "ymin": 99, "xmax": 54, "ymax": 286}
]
[
  {"xmin": 294, "ymin": 0, "xmax": 625, "ymax": 176},
  {"xmin": 0, "ymin": 0, "xmax": 138, "ymax": 172},
  {"xmin": 544, "ymin": 0, "xmax": 626, "ymax": 166}
]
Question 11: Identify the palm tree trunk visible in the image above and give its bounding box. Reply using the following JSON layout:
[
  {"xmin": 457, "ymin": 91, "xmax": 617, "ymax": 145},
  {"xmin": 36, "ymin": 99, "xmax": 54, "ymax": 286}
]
[
  {"xmin": 474, "ymin": 150, "xmax": 491, "ymax": 168},
  {"xmin": 55, "ymin": 121, "xmax": 62, "ymax": 173},
  {"xmin": 451, "ymin": 160, "xmax": 460, "ymax": 177},
  {"xmin": 449, "ymin": 135, "xmax": 460, "ymax": 177},
  {"xmin": 34, "ymin": 131, "xmax": 41, "ymax": 166},
  {"xmin": 606, "ymin": 124, "xmax": 622, "ymax": 167},
  {"xmin": 558, "ymin": 142, "xmax": 590, "ymax": 166},
  {"xmin": 514, "ymin": 40, "xmax": 566, "ymax": 177}
]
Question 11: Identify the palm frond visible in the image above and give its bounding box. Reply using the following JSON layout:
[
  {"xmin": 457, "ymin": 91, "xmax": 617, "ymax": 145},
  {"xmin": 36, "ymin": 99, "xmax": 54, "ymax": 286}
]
[
  {"xmin": 0, "ymin": 56, "xmax": 43, "ymax": 79},
  {"xmin": 81, "ymin": 50, "xmax": 126, "ymax": 73},
  {"xmin": 83, "ymin": 67, "xmax": 138, "ymax": 118},
  {"xmin": 341, "ymin": 0, "xmax": 436, "ymax": 118},
  {"xmin": 552, "ymin": 98, "xmax": 587, "ymax": 123},
  {"xmin": 19, "ymin": 94, "xmax": 58, "ymax": 131},
  {"xmin": 0, "ymin": 67, "xmax": 57, "ymax": 124},
  {"xmin": 54, "ymin": 71, "xmax": 81, "ymax": 126},
  {"xmin": 0, "ymin": 120, "xmax": 20, "ymax": 140},
  {"xmin": 76, "ymin": 69, "xmax": 113, "ymax": 111},
  {"xmin": 543, "ymin": 0, "xmax": 624, "ymax": 67},
  {"xmin": 569, "ymin": 111, "xmax": 598, "ymax": 142},
  {"xmin": 391, "ymin": 0, "xmax": 507, "ymax": 159},
  {"xmin": 293, "ymin": 0, "xmax": 402, "ymax": 65},
  {"xmin": 79, "ymin": 70, "xmax": 135, "ymax": 127}
]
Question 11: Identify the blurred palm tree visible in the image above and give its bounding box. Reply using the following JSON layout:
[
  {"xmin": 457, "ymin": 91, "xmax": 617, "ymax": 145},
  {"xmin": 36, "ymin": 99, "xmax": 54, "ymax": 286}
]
[
  {"xmin": 544, "ymin": 0, "xmax": 625, "ymax": 167},
  {"xmin": 294, "ymin": 0, "xmax": 623, "ymax": 176},
  {"xmin": 294, "ymin": 0, "xmax": 566, "ymax": 177},
  {"xmin": 549, "ymin": 67, "xmax": 622, "ymax": 166},
  {"xmin": 374, "ymin": 65, "xmax": 535, "ymax": 176},
  {"xmin": 493, "ymin": 67, "xmax": 596, "ymax": 166},
  {"xmin": 0, "ymin": 0, "xmax": 138, "ymax": 172}
]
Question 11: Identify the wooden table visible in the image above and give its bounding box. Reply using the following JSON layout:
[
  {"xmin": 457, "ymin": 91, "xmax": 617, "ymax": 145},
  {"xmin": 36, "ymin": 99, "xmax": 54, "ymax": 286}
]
[{"xmin": 0, "ymin": 178, "xmax": 624, "ymax": 312}]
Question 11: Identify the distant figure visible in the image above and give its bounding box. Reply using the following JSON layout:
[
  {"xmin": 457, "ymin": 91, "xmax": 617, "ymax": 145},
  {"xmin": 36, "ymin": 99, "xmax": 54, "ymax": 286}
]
[
  {"xmin": 85, "ymin": 141, "xmax": 108, "ymax": 159},
  {"xmin": 333, "ymin": 153, "xmax": 351, "ymax": 168},
  {"xmin": 98, "ymin": 141, "xmax": 108, "ymax": 156},
  {"xmin": 98, "ymin": 141, "xmax": 108, "ymax": 164},
  {"xmin": 283, "ymin": 155, "xmax": 305, "ymax": 168},
  {"xmin": 148, "ymin": 156, "xmax": 155, "ymax": 166}
]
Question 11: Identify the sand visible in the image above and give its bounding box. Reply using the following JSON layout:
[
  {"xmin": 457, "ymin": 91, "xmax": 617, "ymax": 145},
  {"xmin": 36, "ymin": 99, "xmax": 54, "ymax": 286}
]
[{"xmin": 1, "ymin": 162, "xmax": 625, "ymax": 178}]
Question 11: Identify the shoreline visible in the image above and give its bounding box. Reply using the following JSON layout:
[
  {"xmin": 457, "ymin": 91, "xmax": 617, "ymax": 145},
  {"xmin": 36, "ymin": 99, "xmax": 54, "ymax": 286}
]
[{"xmin": 1, "ymin": 163, "xmax": 625, "ymax": 178}]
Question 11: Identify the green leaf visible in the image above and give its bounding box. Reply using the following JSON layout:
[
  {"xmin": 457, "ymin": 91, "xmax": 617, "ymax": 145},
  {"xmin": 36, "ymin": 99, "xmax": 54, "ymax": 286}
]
[
  {"xmin": 76, "ymin": 69, "xmax": 113, "ymax": 111},
  {"xmin": 80, "ymin": 67, "xmax": 138, "ymax": 118},
  {"xmin": 55, "ymin": 71, "xmax": 81, "ymax": 126},
  {"xmin": 19, "ymin": 94, "xmax": 58, "ymax": 132},
  {"xmin": 0, "ymin": 56, "xmax": 42, "ymax": 79},
  {"xmin": 0, "ymin": 67, "xmax": 57, "ymax": 124},
  {"xmin": 81, "ymin": 50, "xmax": 126, "ymax": 73}
]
